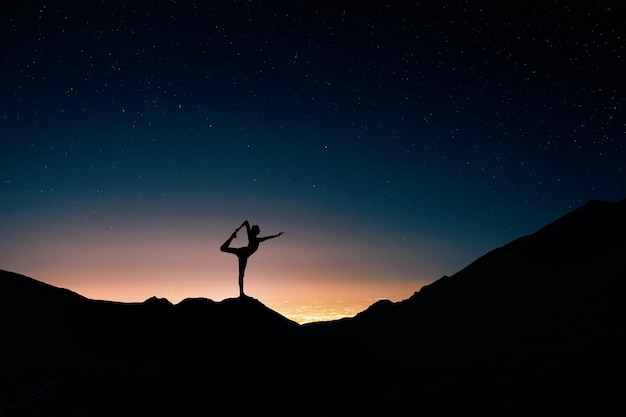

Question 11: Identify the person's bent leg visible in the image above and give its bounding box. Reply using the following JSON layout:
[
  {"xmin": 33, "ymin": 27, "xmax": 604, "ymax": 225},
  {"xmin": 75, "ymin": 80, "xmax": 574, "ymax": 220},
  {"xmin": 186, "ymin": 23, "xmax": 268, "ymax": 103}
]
[{"xmin": 220, "ymin": 233, "xmax": 237, "ymax": 253}]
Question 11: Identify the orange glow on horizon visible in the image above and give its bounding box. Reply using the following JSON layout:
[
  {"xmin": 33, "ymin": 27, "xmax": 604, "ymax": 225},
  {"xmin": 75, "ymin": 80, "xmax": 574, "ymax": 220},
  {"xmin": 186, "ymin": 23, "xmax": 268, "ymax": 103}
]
[
  {"xmin": 2, "ymin": 218, "xmax": 437, "ymax": 324},
  {"xmin": 35, "ymin": 269, "xmax": 426, "ymax": 324},
  {"xmin": 261, "ymin": 280, "xmax": 422, "ymax": 323}
]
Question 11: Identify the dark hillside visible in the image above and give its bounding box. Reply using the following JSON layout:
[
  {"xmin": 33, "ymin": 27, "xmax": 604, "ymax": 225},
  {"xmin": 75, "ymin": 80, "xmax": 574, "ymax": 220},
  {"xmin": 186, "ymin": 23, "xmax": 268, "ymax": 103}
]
[
  {"xmin": 1, "ymin": 199, "xmax": 625, "ymax": 415},
  {"xmin": 305, "ymin": 198, "xmax": 626, "ymax": 414}
]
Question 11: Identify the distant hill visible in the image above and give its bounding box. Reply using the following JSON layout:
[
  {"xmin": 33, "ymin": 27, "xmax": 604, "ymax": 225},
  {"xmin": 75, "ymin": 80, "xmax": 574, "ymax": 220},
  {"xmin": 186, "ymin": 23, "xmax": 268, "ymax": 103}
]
[{"xmin": 1, "ymin": 198, "xmax": 625, "ymax": 416}]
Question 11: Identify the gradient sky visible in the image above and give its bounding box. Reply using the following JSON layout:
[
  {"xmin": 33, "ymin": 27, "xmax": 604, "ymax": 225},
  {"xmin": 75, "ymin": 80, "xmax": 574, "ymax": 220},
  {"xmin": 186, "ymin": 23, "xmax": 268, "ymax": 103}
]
[{"xmin": 1, "ymin": 1, "xmax": 624, "ymax": 323}]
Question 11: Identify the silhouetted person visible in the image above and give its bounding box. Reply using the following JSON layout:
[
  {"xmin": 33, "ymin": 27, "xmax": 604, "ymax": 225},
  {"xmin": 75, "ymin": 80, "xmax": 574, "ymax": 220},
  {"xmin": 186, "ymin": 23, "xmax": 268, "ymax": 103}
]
[{"xmin": 220, "ymin": 220, "xmax": 283, "ymax": 297}]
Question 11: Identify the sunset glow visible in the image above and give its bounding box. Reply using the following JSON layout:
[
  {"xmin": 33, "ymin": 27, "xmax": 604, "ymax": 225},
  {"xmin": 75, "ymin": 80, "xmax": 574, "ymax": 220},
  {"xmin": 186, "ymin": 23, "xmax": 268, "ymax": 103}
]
[{"xmin": 3, "ymin": 216, "xmax": 431, "ymax": 323}]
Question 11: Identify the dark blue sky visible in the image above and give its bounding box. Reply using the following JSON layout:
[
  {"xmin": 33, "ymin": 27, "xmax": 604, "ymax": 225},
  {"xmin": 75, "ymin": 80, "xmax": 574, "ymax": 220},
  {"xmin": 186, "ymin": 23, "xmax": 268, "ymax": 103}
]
[{"xmin": 1, "ymin": 1, "xmax": 624, "ymax": 320}]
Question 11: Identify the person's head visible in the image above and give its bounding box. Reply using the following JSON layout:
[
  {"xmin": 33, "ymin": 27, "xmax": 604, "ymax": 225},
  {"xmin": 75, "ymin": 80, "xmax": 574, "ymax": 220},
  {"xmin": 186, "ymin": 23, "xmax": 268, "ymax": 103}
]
[{"xmin": 251, "ymin": 225, "xmax": 260, "ymax": 236}]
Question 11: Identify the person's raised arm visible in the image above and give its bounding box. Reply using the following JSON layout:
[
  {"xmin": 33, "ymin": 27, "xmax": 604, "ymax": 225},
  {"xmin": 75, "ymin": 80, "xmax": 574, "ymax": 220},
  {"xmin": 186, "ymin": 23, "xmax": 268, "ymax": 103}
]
[
  {"xmin": 258, "ymin": 231, "xmax": 284, "ymax": 242},
  {"xmin": 240, "ymin": 220, "xmax": 251, "ymax": 232}
]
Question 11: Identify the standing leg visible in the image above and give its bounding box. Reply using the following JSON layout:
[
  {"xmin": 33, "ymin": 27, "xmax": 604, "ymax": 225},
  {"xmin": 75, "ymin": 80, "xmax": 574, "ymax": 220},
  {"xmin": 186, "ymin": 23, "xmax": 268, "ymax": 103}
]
[{"xmin": 238, "ymin": 256, "xmax": 248, "ymax": 297}]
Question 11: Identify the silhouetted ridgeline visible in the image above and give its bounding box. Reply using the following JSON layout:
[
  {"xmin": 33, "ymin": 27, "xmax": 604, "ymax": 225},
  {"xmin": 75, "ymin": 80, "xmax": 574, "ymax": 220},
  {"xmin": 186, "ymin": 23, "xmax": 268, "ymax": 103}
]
[{"xmin": 1, "ymin": 198, "xmax": 625, "ymax": 416}]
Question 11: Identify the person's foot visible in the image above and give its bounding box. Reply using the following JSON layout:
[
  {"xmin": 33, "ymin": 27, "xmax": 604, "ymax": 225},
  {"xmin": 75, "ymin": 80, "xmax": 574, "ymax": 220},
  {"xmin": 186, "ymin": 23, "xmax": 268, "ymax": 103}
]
[{"xmin": 231, "ymin": 231, "xmax": 237, "ymax": 239}]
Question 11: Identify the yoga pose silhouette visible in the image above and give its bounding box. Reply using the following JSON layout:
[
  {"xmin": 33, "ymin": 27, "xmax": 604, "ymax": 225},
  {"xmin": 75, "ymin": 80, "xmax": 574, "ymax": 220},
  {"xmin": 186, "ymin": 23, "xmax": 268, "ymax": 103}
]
[{"xmin": 220, "ymin": 220, "xmax": 283, "ymax": 297}]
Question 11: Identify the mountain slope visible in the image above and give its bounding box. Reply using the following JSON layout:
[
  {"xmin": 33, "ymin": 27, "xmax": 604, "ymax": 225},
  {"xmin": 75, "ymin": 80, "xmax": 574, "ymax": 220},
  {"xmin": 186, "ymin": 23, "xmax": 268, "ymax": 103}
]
[
  {"xmin": 301, "ymin": 198, "xmax": 626, "ymax": 415},
  {"xmin": 420, "ymin": 198, "xmax": 625, "ymax": 307},
  {"xmin": 348, "ymin": 198, "xmax": 625, "ymax": 332}
]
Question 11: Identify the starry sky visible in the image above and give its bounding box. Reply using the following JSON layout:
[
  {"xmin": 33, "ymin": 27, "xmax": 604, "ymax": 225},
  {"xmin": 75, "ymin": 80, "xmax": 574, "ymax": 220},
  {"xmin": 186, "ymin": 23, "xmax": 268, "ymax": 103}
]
[{"xmin": 1, "ymin": 1, "xmax": 624, "ymax": 323}]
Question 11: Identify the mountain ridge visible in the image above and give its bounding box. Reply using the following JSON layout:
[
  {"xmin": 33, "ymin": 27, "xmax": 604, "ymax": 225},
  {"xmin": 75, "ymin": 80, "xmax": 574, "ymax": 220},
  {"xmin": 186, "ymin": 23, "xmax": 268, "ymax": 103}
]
[
  {"xmin": 2, "ymin": 198, "xmax": 625, "ymax": 415},
  {"xmin": 323, "ymin": 198, "xmax": 625, "ymax": 328}
]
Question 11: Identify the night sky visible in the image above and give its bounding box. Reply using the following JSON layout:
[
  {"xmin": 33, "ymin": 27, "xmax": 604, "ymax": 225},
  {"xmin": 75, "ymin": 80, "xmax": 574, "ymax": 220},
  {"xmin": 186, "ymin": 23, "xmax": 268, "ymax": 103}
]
[{"xmin": 2, "ymin": 1, "xmax": 624, "ymax": 323}]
